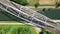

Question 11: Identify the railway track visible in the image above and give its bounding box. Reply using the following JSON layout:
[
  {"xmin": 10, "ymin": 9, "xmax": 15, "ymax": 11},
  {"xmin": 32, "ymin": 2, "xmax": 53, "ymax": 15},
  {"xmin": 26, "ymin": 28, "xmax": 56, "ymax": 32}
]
[{"xmin": 0, "ymin": 0, "xmax": 60, "ymax": 34}]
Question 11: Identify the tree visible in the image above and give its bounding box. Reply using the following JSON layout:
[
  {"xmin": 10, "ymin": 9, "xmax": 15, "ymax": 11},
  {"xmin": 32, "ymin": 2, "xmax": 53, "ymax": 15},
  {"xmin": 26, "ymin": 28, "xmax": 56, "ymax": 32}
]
[
  {"xmin": 55, "ymin": 3, "xmax": 59, "ymax": 8},
  {"xmin": 34, "ymin": 3, "xmax": 39, "ymax": 8},
  {"xmin": 55, "ymin": 1, "xmax": 60, "ymax": 8},
  {"xmin": 10, "ymin": 0, "xmax": 29, "ymax": 6}
]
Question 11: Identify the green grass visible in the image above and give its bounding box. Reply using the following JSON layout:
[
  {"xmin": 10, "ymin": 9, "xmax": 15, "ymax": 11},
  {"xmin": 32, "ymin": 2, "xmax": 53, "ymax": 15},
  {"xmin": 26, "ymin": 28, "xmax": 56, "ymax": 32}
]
[
  {"xmin": 31, "ymin": 8, "xmax": 43, "ymax": 11},
  {"xmin": 0, "ymin": 25, "xmax": 53, "ymax": 34},
  {"xmin": 27, "ymin": 0, "xmax": 55, "ymax": 6},
  {"xmin": 39, "ymin": 4, "xmax": 56, "ymax": 6},
  {"xmin": 10, "ymin": 0, "xmax": 39, "ymax": 6},
  {"xmin": 31, "ymin": 8, "xmax": 53, "ymax": 11},
  {"xmin": 0, "ymin": 25, "xmax": 37, "ymax": 34},
  {"xmin": 27, "ymin": 0, "xmax": 39, "ymax": 6},
  {"xmin": 57, "ymin": 22, "xmax": 60, "ymax": 24},
  {"xmin": 10, "ymin": 0, "xmax": 56, "ymax": 6}
]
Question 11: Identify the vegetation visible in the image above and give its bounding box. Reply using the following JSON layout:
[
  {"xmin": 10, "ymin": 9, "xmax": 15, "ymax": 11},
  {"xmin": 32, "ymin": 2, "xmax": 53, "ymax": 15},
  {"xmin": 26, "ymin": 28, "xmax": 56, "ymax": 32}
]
[
  {"xmin": 39, "ymin": 28, "xmax": 53, "ymax": 34},
  {"xmin": 55, "ymin": 2, "xmax": 60, "ymax": 8},
  {"xmin": 10, "ymin": 0, "xmax": 39, "ymax": 6},
  {"xmin": 31, "ymin": 8, "xmax": 43, "ymax": 11},
  {"xmin": 27, "ymin": 0, "xmax": 39, "ymax": 6},
  {"xmin": 0, "ymin": 25, "xmax": 36, "ymax": 34},
  {"xmin": 34, "ymin": 3, "xmax": 39, "ymax": 8},
  {"xmin": 10, "ymin": 0, "xmax": 29, "ymax": 6},
  {"xmin": 10, "ymin": 0, "xmax": 56, "ymax": 6},
  {"xmin": 0, "ymin": 0, "xmax": 60, "ymax": 34}
]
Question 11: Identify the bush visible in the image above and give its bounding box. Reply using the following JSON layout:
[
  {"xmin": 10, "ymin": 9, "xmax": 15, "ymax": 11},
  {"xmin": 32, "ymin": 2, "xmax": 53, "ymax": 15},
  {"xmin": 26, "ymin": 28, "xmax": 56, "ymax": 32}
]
[
  {"xmin": 34, "ymin": 3, "xmax": 39, "ymax": 8},
  {"xmin": 0, "ymin": 25, "xmax": 37, "ymax": 34},
  {"xmin": 39, "ymin": 28, "xmax": 53, "ymax": 34},
  {"xmin": 10, "ymin": 0, "xmax": 29, "ymax": 6},
  {"xmin": 55, "ymin": 2, "xmax": 60, "ymax": 8}
]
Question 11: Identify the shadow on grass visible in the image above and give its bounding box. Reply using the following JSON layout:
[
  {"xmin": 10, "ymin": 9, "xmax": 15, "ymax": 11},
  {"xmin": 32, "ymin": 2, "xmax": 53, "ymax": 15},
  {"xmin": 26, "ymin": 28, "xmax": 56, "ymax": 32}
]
[{"xmin": 0, "ymin": 11, "xmax": 27, "ymax": 23}]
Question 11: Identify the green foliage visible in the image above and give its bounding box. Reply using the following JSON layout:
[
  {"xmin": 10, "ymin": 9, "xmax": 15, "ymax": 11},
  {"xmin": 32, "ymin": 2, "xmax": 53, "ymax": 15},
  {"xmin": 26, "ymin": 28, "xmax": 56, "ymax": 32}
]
[
  {"xmin": 55, "ymin": 3, "xmax": 60, "ymax": 8},
  {"xmin": 0, "ymin": 25, "xmax": 36, "ymax": 34},
  {"xmin": 34, "ymin": 3, "xmax": 39, "ymax": 8},
  {"xmin": 10, "ymin": 0, "xmax": 29, "ymax": 6},
  {"xmin": 39, "ymin": 28, "xmax": 53, "ymax": 34}
]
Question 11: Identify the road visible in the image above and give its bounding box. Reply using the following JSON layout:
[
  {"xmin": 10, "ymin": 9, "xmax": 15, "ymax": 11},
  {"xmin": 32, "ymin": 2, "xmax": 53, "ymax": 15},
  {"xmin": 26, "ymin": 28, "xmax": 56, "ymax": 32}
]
[
  {"xmin": 27, "ymin": 6, "xmax": 60, "ymax": 8},
  {"xmin": 27, "ymin": 6, "xmax": 56, "ymax": 8},
  {"xmin": 53, "ymin": 20, "xmax": 60, "ymax": 22}
]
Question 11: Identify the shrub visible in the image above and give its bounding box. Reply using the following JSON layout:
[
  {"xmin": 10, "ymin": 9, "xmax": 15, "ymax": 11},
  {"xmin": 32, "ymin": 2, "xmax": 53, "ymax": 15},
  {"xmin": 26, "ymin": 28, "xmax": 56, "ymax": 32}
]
[
  {"xmin": 55, "ymin": 2, "xmax": 60, "ymax": 8},
  {"xmin": 34, "ymin": 3, "xmax": 39, "ymax": 8},
  {"xmin": 39, "ymin": 28, "xmax": 53, "ymax": 34}
]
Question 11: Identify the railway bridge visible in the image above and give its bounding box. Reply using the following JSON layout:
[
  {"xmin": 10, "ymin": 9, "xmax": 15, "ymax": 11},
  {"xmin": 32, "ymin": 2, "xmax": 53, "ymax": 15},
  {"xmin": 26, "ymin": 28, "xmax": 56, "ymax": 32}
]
[{"xmin": 0, "ymin": 0, "xmax": 60, "ymax": 34}]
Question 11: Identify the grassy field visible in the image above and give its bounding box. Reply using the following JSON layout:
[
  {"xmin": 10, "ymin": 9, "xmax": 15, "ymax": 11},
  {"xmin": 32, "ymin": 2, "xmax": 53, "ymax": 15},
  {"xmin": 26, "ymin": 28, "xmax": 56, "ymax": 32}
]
[
  {"xmin": 10, "ymin": 0, "xmax": 39, "ymax": 6},
  {"xmin": 0, "ymin": 24, "xmax": 54, "ymax": 34},
  {"xmin": 31, "ymin": 8, "xmax": 43, "ymax": 11},
  {"xmin": 27, "ymin": 0, "xmax": 55, "ymax": 6},
  {"xmin": 39, "ymin": 0, "xmax": 56, "ymax": 6},
  {"xmin": 0, "ymin": 25, "xmax": 37, "ymax": 34},
  {"xmin": 27, "ymin": 0, "xmax": 39, "ymax": 6},
  {"xmin": 10, "ymin": 0, "xmax": 56, "ymax": 6},
  {"xmin": 0, "ymin": 25, "xmax": 53, "ymax": 34}
]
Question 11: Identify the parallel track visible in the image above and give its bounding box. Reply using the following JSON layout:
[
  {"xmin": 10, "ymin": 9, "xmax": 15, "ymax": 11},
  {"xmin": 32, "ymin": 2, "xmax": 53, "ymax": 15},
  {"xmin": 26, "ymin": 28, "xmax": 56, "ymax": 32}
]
[{"xmin": 0, "ymin": 0, "xmax": 60, "ymax": 34}]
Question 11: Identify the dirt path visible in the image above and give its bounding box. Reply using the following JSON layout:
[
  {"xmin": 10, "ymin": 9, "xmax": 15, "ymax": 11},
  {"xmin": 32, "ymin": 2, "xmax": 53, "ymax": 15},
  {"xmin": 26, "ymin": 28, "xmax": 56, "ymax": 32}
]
[
  {"xmin": 34, "ymin": 27, "xmax": 41, "ymax": 34},
  {"xmin": 53, "ymin": 20, "xmax": 60, "ymax": 22}
]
